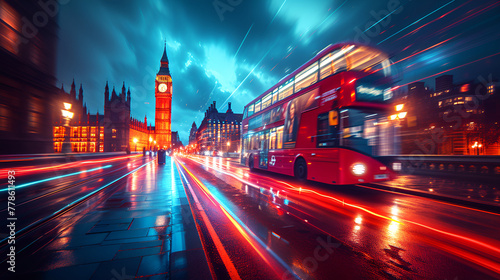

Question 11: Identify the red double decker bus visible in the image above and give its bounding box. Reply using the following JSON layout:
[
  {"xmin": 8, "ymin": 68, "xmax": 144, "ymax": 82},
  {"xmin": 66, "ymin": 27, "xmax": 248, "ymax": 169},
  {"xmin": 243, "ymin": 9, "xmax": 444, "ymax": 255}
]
[{"xmin": 241, "ymin": 43, "xmax": 400, "ymax": 185}]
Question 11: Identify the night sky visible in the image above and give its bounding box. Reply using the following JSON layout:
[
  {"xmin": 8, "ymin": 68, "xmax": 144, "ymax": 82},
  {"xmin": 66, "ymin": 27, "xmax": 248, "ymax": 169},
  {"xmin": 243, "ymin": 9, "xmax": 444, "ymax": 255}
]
[{"xmin": 56, "ymin": 0, "xmax": 500, "ymax": 143}]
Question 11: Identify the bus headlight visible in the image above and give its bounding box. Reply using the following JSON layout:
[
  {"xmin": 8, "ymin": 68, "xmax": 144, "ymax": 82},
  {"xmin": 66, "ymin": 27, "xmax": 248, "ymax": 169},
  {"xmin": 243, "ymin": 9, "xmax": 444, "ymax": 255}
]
[{"xmin": 352, "ymin": 163, "xmax": 366, "ymax": 176}]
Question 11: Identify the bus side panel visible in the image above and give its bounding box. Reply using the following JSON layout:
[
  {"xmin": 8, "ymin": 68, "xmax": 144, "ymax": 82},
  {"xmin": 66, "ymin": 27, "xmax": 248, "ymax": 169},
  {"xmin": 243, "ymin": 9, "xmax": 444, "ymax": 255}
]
[
  {"xmin": 307, "ymin": 149, "xmax": 340, "ymax": 184},
  {"xmin": 296, "ymin": 110, "xmax": 318, "ymax": 149},
  {"xmin": 267, "ymin": 149, "xmax": 289, "ymax": 175}
]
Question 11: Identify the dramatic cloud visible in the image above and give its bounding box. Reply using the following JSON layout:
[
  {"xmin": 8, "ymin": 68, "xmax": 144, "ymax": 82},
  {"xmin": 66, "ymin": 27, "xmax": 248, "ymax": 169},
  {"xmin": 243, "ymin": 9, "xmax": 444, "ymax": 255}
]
[{"xmin": 57, "ymin": 0, "xmax": 500, "ymax": 143}]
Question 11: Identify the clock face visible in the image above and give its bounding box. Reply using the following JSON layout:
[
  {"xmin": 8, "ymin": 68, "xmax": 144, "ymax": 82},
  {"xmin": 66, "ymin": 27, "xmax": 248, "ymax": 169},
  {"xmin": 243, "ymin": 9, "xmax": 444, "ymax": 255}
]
[{"xmin": 158, "ymin": 83, "xmax": 167, "ymax": 93}]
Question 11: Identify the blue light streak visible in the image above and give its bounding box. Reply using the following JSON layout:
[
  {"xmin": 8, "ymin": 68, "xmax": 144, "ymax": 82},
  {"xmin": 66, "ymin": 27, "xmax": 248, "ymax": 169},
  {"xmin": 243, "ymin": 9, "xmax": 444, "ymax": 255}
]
[
  {"xmin": 377, "ymin": 0, "xmax": 455, "ymax": 45},
  {"xmin": 234, "ymin": 23, "xmax": 253, "ymax": 60},
  {"xmin": 270, "ymin": 0, "xmax": 287, "ymax": 24},
  {"xmin": 0, "ymin": 165, "xmax": 113, "ymax": 192},
  {"xmin": 364, "ymin": 6, "xmax": 401, "ymax": 32},
  {"xmin": 1, "ymin": 161, "xmax": 152, "ymax": 244}
]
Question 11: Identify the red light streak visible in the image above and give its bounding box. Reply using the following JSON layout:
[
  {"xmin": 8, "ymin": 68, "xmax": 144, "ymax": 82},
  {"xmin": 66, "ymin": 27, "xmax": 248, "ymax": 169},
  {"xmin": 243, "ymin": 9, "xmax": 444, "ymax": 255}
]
[
  {"xmin": 184, "ymin": 155, "xmax": 500, "ymax": 275},
  {"xmin": 0, "ymin": 155, "xmax": 140, "ymax": 179},
  {"xmin": 435, "ymin": 1, "xmax": 499, "ymax": 36},
  {"xmin": 395, "ymin": 0, "xmax": 470, "ymax": 42},
  {"xmin": 175, "ymin": 161, "xmax": 242, "ymax": 280}
]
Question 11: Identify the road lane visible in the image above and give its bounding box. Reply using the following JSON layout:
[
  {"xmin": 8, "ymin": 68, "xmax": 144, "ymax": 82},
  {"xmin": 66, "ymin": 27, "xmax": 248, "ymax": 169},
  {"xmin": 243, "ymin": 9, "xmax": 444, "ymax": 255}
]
[{"xmin": 178, "ymin": 154, "xmax": 500, "ymax": 279}]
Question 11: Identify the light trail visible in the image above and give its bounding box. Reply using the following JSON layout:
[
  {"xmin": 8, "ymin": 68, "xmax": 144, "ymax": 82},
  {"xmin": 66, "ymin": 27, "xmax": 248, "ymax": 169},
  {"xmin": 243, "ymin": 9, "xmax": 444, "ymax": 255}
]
[
  {"xmin": 378, "ymin": 0, "xmax": 456, "ymax": 45},
  {"xmin": 0, "ymin": 165, "xmax": 113, "ymax": 192},
  {"xmin": 234, "ymin": 23, "xmax": 253, "ymax": 60},
  {"xmin": 183, "ymin": 155, "xmax": 500, "ymax": 275},
  {"xmin": 394, "ymin": 0, "xmax": 470, "ymax": 42},
  {"xmin": 175, "ymin": 161, "xmax": 242, "ymax": 280},
  {"xmin": 0, "ymin": 154, "xmax": 139, "ymax": 179},
  {"xmin": 0, "ymin": 161, "xmax": 152, "ymax": 244},
  {"xmin": 396, "ymin": 51, "xmax": 500, "ymax": 88},
  {"xmin": 219, "ymin": 44, "xmax": 275, "ymax": 111},
  {"xmin": 269, "ymin": 0, "xmax": 287, "ymax": 24},
  {"xmin": 434, "ymin": 1, "xmax": 500, "ymax": 35},
  {"xmin": 364, "ymin": 5, "xmax": 401, "ymax": 32},
  {"xmin": 177, "ymin": 158, "xmax": 299, "ymax": 279}
]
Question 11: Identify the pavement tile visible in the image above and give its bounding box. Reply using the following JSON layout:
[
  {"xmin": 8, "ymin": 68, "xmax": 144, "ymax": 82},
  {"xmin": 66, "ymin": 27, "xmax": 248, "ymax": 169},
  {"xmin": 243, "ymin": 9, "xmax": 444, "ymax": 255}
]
[
  {"xmin": 64, "ymin": 244, "xmax": 121, "ymax": 265},
  {"xmin": 90, "ymin": 257, "xmax": 141, "ymax": 280},
  {"xmin": 88, "ymin": 223, "xmax": 130, "ymax": 233},
  {"xmin": 106, "ymin": 228, "xmax": 149, "ymax": 240},
  {"xmin": 129, "ymin": 216, "xmax": 170, "ymax": 230},
  {"xmin": 96, "ymin": 217, "xmax": 134, "ymax": 225},
  {"xmin": 47, "ymin": 233, "xmax": 109, "ymax": 250},
  {"xmin": 119, "ymin": 240, "xmax": 163, "ymax": 250},
  {"xmin": 147, "ymin": 226, "xmax": 169, "ymax": 236},
  {"xmin": 137, "ymin": 253, "xmax": 170, "ymax": 277},
  {"xmin": 115, "ymin": 247, "xmax": 162, "ymax": 259},
  {"xmin": 101, "ymin": 236, "xmax": 158, "ymax": 245},
  {"xmin": 58, "ymin": 222, "xmax": 95, "ymax": 237},
  {"xmin": 28, "ymin": 263, "xmax": 99, "ymax": 280}
]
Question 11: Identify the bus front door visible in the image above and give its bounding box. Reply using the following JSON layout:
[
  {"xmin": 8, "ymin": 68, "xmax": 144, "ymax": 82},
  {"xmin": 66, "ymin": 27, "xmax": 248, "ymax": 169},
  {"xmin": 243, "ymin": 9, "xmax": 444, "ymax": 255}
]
[{"xmin": 259, "ymin": 130, "xmax": 269, "ymax": 169}]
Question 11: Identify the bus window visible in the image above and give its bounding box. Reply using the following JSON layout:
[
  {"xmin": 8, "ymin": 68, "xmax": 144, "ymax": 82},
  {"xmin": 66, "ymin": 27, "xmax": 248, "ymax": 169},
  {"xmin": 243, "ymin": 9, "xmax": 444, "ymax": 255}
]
[
  {"xmin": 317, "ymin": 111, "xmax": 338, "ymax": 147},
  {"xmin": 269, "ymin": 128, "xmax": 277, "ymax": 150},
  {"xmin": 276, "ymin": 126, "xmax": 284, "ymax": 149},
  {"xmin": 272, "ymin": 88, "xmax": 278, "ymax": 104},
  {"xmin": 345, "ymin": 46, "xmax": 390, "ymax": 76},
  {"xmin": 255, "ymin": 100, "xmax": 261, "ymax": 113},
  {"xmin": 262, "ymin": 92, "xmax": 272, "ymax": 110},
  {"xmin": 248, "ymin": 104, "xmax": 254, "ymax": 117},
  {"xmin": 279, "ymin": 78, "xmax": 294, "ymax": 101},
  {"xmin": 243, "ymin": 107, "xmax": 248, "ymax": 118},
  {"xmin": 320, "ymin": 49, "xmax": 346, "ymax": 80},
  {"xmin": 295, "ymin": 62, "xmax": 318, "ymax": 93}
]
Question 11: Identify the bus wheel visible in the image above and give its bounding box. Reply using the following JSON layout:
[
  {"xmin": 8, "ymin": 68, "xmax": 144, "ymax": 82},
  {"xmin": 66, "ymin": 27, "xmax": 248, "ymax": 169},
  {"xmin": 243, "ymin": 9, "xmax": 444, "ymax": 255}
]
[
  {"xmin": 294, "ymin": 158, "xmax": 307, "ymax": 180},
  {"xmin": 248, "ymin": 155, "xmax": 254, "ymax": 171}
]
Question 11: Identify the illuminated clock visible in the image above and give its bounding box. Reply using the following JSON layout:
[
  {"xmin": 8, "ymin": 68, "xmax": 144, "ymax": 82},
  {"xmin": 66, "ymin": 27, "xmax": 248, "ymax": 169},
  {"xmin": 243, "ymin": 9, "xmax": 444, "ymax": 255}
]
[{"xmin": 158, "ymin": 83, "xmax": 168, "ymax": 92}]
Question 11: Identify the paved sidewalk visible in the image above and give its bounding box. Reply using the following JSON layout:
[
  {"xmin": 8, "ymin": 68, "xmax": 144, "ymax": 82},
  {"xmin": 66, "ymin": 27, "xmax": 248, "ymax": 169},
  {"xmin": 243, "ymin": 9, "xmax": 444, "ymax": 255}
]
[{"xmin": 16, "ymin": 157, "xmax": 211, "ymax": 279}]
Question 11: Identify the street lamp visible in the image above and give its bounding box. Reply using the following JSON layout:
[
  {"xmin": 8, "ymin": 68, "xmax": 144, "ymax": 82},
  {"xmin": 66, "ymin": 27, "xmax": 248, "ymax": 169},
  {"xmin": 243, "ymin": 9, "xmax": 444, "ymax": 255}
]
[
  {"xmin": 149, "ymin": 137, "xmax": 152, "ymax": 151},
  {"xmin": 133, "ymin": 138, "xmax": 138, "ymax": 152},
  {"xmin": 471, "ymin": 141, "xmax": 482, "ymax": 155},
  {"xmin": 226, "ymin": 141, "xmax": 230, "ymax": 155},
  {"xmin": 61, "ymin": 102, "xmax": 74, "ymax": 153}
]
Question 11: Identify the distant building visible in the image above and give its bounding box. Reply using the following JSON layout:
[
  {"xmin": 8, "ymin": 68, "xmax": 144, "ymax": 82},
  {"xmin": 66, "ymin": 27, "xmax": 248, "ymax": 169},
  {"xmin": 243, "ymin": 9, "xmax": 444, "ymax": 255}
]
[
  {"xmin": 435, "ymin": 74, "xmax": 453, "ymax": 94},
  {"xmin": 189, "ymin": 122, "xmax": 197, "ymax": 146},
  {"xmin": 399, "ymin": 74, "xmax": 500, "ymax": 155},
  {"xmin": 195, "ymin": 101, "xmax": 242, "ymax": 154},
  {"xmin": 104, "ymin": 82, "xmax": 131, "ymax": 152},
  {"xmin": 129, "ymin": 116, "xmax": 155, "ymax": 153},
  {"xmin": 54, "ymin": 81, "xmax": 132, "ymax": 153},
  {"xmin": 171, "ymin": 131, "xmax": 183, "ymax": 150},
  {"xmin": 0, "ymin": 0, "xmax": 59, "ymax": 154}
]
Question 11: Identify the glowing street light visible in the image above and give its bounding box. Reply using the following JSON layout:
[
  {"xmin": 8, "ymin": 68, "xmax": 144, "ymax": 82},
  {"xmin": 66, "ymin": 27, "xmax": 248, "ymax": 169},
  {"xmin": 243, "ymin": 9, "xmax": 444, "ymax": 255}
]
[
  {"xmin": 133, "ymin": 138, "xmax": 138, "ymax": 152},
  {"xmin": 471, "ymin": 141, "xmax": 482, "ymax": 155},
  {"xmin": 61, "ymin": 102, "xmax": 74, "ymax": 153}
]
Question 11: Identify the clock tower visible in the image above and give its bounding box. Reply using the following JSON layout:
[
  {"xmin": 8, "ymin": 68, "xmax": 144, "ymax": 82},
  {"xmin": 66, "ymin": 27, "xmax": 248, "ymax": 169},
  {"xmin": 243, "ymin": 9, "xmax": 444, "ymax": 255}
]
[{"xmin": 155, "ymin": 43, "xmax": 172, "ymax": 149}]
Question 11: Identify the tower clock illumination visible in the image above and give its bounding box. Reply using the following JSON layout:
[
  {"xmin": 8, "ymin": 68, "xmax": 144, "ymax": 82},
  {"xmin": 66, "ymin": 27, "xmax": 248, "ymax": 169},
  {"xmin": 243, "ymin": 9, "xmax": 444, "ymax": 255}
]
[{"xmin": 158, "ymin": 83, "xmax": 167, "ymax": 93}]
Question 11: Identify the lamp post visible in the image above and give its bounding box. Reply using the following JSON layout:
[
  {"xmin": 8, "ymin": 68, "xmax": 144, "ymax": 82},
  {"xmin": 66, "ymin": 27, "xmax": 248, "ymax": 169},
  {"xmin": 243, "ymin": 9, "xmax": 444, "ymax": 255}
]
[
  {"xmin": 61, "ymin": 102, "xmax": 74, "ymax": 153},
  {"xmin": 149, "ymin": 137, "xmax": 152, "ymax": 152},
  {"xmin": 133, "ymin": 138, "xmax": 138, "ymax": 152},
  {"xmin": 471, "ymin": 141, "xmax": 482, "ymax": 155},
  {"xmin": 226, "ymin": 141, "xmax": 230, "ymax": 156}
]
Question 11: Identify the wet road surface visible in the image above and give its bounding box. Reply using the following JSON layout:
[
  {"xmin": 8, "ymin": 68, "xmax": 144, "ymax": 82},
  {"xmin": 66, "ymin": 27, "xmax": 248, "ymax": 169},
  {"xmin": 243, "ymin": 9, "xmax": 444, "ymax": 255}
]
[{"xmin": 176, "ymin": 154, "xmax": 500, "ymax": 279}]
